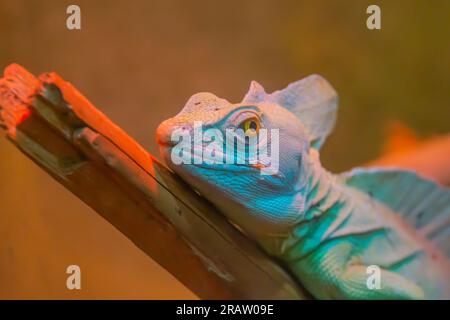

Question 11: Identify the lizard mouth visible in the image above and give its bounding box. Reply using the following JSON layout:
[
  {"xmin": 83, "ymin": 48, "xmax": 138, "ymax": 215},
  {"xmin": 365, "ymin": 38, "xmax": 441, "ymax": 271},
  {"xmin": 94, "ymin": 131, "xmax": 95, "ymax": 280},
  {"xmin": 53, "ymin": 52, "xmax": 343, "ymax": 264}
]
[
  {"xmin": 160, "ymin": 144, "xmax": 261, "ymax": 173},
  {"xmin": 156, "ymin": 133, "xmax": 177, "ymax": 148},
  {"xmin": 193, "ymin": 161, "xmax": 262, "ymax": 173},
  {"xmin": 184, "ymin": 148, "xmax": 267, "ymax": 173},
  {"xmin": 159, "ymin": 141, "xmax": 271, "ymax": 175}
]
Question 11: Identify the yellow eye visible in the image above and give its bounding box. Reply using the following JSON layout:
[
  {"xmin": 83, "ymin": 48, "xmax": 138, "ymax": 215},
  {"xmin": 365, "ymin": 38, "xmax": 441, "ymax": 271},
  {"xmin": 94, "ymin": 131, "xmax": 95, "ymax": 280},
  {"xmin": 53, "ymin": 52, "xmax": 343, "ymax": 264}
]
[{"xmin": 240, "ymin": 117, "xmax": 260, "ymax": 134}]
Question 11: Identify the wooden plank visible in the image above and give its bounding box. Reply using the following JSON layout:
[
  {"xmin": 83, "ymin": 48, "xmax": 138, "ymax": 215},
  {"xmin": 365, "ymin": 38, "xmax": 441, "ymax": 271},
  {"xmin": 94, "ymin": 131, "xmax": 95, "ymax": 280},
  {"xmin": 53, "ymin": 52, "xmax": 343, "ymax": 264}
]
[{"xmin": 0, "ymin": 64, "xmax": 307, "ymax": 299}]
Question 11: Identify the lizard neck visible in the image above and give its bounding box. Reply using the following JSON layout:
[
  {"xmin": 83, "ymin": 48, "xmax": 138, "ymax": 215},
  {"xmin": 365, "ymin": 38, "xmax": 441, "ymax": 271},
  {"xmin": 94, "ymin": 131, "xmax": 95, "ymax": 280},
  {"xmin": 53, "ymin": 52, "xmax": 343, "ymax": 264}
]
[
  {"xmin": 256, "ymin": 148, "xmax": 346, "ymax": 256},
  {"xmin": 276, "ymin": 151, "xmax": 351, "ymax": 259},
  {"xmin": 302, "ymin": 148, "xmax": 342, "ymax": 221}
]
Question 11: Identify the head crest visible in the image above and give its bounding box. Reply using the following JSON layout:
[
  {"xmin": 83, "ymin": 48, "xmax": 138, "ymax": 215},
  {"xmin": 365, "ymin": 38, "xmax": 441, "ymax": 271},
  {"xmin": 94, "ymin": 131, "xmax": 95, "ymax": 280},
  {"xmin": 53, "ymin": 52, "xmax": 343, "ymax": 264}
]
[{"xmin": 242, "ymin": 75, "xmax": 338, "ymax": 149}]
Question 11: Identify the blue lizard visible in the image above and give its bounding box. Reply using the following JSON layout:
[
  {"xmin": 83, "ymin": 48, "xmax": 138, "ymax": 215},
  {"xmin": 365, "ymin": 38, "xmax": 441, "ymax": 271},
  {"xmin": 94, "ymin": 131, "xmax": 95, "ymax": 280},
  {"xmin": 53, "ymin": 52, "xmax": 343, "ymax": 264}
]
[{"xmin": 156, "ymin": 75, "xmax": 450, "ymax": 299}]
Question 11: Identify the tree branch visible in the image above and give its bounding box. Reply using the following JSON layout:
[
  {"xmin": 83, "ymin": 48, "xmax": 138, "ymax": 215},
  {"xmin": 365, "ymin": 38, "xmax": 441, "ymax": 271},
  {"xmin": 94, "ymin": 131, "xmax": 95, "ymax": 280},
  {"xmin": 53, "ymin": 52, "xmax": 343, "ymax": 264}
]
[{"xmin": 0, "ymin": 64, "xmax": 307, "ymax": 299}]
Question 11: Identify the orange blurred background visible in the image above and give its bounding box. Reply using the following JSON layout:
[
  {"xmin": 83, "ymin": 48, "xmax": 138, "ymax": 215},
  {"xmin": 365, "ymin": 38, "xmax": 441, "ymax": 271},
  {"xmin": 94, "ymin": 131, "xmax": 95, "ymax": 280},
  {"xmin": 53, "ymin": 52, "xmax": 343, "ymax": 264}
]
[{"xmin": 0, "ymin": 0, "xmax": 449, "ymax": 299}]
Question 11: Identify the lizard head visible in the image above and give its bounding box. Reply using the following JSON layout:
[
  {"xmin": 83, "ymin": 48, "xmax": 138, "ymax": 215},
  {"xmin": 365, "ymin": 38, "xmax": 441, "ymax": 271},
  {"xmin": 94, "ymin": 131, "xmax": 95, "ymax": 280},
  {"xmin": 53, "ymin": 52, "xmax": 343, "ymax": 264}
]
[{"xmin": 157, "ymin": 75, "xmax": 338, "ymax": 235}]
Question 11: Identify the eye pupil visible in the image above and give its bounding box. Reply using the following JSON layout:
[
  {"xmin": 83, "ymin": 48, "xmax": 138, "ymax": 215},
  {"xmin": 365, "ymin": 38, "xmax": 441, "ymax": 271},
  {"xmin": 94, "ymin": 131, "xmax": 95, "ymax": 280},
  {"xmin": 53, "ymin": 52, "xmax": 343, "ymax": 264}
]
[{"xmin": 239, "ymin": 117, "xmax": 260, "ymax": 132}]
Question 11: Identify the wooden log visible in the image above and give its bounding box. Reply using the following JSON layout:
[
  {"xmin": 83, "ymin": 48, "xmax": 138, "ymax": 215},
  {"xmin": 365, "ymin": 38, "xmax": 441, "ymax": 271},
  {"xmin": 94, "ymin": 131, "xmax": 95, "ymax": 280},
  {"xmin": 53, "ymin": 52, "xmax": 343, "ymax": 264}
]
[{"xmin": 0, "ymin": 64, "xmax": 307, "ymax": 299}]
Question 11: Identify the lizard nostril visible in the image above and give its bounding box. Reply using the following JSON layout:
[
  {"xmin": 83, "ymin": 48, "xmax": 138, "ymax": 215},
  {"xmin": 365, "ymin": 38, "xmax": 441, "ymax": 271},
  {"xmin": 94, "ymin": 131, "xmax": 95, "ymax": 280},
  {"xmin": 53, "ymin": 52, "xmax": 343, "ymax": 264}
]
[
  {"xmin": 156, "ymin": 120, "xmax": 192, "ymax": 147},
  {"xmin": 156, "ymin": 120, "xmax": 174, "ymax": 146}
]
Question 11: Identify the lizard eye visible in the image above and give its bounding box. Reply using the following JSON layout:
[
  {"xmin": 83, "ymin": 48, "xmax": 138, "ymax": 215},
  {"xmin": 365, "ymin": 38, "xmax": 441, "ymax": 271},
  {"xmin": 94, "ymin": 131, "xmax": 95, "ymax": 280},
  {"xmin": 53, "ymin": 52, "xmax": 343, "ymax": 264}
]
[{"xmin": 239, "ymin": 117, "xmax": 260, "ymax": 135}]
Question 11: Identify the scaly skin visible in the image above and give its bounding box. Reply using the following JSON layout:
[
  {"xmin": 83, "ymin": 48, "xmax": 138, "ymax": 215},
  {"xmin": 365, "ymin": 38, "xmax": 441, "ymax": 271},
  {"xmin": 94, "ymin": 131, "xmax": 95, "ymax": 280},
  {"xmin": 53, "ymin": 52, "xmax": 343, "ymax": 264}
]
[
  {"xmin": 266, "ymin": 150, "xmax": 450, "ymax": 299},
  {"xmin": 157, "ymin": 75, "xmax": 450, "ymax": 299}
]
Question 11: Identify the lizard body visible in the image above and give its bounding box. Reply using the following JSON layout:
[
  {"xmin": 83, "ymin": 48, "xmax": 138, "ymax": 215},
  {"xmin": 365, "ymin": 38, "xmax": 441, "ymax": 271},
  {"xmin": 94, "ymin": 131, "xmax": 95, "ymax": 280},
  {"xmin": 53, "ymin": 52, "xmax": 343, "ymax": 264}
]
[
  {"xmin": 156, "ymin": 75, "xmax": 450, "ymax": 299},
  {"xmin": 274, "ymin": 155, "xmax": 449, "ymax": 299}
]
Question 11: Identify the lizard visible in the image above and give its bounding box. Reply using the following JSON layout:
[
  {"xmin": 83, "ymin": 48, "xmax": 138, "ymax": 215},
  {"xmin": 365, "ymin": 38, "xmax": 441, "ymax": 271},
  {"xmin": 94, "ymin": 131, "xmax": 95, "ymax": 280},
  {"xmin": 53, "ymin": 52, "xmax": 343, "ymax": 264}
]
[{"xmin": 156, "ymin": 75, "xmax": 450, "ymax": 299}]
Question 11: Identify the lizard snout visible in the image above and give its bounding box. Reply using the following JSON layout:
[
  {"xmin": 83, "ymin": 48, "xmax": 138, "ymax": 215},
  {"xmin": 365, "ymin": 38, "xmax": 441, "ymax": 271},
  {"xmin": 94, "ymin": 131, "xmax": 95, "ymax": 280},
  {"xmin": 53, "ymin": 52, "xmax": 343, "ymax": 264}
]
[{"xmin": 156, "ymin": 118, "xmax": 192, "ymax": 147}]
